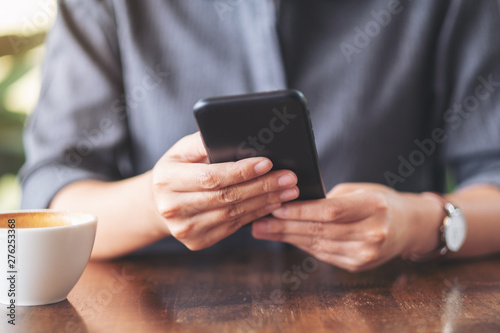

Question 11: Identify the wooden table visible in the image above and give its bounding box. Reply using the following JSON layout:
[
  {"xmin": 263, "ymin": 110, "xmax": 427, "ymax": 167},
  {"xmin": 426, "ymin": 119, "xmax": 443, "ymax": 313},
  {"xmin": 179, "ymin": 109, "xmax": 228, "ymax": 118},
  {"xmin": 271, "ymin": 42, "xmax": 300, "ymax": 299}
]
[{"xmin": 5, "ymin": 248, "xmax": 500, "ymax": 332}]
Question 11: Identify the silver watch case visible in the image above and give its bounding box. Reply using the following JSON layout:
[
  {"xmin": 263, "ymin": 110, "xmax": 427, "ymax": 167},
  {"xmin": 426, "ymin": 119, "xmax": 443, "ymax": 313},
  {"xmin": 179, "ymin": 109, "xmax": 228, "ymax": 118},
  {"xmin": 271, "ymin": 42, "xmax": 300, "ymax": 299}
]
[{"xmin": 442, "ymin": 203, "xmax": 467, "ymax": 253}]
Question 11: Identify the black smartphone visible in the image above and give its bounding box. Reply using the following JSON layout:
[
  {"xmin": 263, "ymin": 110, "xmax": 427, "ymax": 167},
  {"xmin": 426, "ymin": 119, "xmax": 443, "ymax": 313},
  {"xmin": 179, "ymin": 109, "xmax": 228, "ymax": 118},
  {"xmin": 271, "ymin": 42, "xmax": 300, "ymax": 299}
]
[{"xmin": 193, "ymin": 89, "xmax": 325, "ymax": 200}]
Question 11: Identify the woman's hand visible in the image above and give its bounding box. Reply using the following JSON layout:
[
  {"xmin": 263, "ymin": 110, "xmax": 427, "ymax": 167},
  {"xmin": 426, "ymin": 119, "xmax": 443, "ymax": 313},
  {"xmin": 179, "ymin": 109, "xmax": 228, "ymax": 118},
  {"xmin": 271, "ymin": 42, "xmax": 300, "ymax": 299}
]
[
  {"xmin": 152, "ymin": 132, "xmax": 299, "ymax": 250},
  {"xmin": 252, "ymin": 183, "xmax": 445, "ymax": 272}
]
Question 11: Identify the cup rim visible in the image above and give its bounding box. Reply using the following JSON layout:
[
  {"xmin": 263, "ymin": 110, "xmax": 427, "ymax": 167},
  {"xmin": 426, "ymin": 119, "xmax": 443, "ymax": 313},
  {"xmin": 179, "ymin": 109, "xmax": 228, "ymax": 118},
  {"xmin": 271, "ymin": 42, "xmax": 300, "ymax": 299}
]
[{"xmin": 0, "ymin": 209, "xmax": 97, "ymax": 230}]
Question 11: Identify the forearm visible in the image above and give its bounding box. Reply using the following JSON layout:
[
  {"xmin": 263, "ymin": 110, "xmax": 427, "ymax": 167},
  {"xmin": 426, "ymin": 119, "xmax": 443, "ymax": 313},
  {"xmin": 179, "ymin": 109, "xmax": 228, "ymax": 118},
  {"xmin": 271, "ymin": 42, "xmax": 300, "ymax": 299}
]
[
  {"xmin": 446, "ymin": 184, "xmax": 500, "ymax": 257},
  {"xmin": 407, "ymin": 184, "xmax": 500, "ymax": 260},
  {"xmin": 50, "ymin": 171, "xmax": 170, "ymax": 260}
]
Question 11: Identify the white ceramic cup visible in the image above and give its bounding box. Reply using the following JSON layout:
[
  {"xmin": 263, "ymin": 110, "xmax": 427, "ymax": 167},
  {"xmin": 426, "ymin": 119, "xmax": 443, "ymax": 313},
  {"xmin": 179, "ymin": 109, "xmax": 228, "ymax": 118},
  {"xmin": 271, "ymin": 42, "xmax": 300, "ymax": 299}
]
[{"xmin": 0, "ymin": 210, "xmax": 97, "ymax": 306}]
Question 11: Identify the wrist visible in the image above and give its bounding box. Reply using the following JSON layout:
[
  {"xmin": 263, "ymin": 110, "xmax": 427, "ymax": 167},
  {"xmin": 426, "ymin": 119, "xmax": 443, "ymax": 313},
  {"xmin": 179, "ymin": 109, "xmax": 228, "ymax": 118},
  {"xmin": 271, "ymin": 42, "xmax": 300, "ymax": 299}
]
[
  {"xmin": 402, "ymin": 192, "xmax": 446, "ymax": 260},
  {"xmin": 141, "ymin": 171, "xmax": 171, "ymax": 238}
]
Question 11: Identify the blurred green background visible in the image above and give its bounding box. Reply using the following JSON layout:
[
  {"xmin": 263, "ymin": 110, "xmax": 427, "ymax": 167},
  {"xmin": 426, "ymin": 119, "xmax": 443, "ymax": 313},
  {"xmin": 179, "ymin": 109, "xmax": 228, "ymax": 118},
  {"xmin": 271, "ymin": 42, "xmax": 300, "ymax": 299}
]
[{"xmin": 0, "ymin": 0, "xmax": 56, "ymax": 211}]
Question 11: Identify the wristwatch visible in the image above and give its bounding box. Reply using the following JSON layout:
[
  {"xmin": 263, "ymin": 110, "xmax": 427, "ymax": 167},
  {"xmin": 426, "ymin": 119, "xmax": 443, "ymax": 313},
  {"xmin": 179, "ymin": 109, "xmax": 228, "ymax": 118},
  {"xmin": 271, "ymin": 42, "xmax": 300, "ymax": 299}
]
[{"xmin": 407, "ymin": 192, "xmax": 467, "ymax": 262}]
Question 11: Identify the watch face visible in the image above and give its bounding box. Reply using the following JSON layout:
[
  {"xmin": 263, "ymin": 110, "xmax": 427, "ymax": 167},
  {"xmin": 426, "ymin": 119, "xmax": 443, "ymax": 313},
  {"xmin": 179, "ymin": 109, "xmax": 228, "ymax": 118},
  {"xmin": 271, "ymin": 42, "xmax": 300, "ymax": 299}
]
[{"xmin": 444, "ymin": 209, "xmax": 467, "ymax": 252}]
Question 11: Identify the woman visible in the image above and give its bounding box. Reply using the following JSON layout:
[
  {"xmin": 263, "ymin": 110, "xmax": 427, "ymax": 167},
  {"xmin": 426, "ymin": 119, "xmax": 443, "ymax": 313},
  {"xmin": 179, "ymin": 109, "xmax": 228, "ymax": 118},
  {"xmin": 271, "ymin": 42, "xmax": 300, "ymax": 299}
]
[{"xmin": 21, "ymin": 0, "xmax": 500, "ymax": 271}]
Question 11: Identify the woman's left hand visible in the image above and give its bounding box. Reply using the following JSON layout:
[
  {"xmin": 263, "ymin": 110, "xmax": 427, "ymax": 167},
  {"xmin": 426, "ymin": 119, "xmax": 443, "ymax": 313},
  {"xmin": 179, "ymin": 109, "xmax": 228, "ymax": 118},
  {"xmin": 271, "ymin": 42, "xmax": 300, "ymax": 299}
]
[{"xmin": 252, "ymin": 183, "xmax": 444, "ymax": 272}]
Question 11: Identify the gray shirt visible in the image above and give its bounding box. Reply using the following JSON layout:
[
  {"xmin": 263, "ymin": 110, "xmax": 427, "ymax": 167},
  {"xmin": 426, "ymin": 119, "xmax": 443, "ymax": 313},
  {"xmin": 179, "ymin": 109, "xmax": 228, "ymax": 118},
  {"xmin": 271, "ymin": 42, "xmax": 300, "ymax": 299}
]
[{"xmin": 20, "ymin": 0, "xmax": 500, "ymax": 251}]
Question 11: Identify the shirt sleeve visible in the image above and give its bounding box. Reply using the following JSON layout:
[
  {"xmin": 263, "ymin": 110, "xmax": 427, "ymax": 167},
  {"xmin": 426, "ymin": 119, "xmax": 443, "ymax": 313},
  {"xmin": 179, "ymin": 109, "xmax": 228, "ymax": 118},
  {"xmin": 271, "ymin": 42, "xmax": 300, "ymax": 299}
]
[
  {"xmin": 437, "ymin": 0, "xmax": 500, "ymax": 189},
  {"xmin": 20, "ymin": 0, "xmax": 131, "ymax": 209}
]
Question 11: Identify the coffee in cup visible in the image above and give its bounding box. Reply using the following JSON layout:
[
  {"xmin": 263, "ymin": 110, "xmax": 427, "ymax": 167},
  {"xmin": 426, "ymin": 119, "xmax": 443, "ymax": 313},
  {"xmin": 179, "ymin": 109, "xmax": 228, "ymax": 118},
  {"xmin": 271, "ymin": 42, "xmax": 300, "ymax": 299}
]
[{"xmin": 0, "ymin": 210, "xmax": 97, "ymax": 306}]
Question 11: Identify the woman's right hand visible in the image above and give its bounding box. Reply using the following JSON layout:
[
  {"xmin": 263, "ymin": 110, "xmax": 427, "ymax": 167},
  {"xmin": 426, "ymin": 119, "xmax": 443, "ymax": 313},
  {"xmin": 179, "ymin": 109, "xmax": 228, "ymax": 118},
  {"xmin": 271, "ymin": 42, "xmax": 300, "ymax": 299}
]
[{"xmin": 151, "ymin": 132, "xmax": 299, "ymax": 250}]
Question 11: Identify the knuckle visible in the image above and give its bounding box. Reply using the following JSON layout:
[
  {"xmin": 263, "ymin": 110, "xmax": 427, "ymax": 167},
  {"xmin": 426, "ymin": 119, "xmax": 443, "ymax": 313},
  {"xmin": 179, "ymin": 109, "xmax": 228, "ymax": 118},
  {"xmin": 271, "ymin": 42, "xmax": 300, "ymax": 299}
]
[
  {"xmin": 159, "ymin": 203, "xmax": 182, "ymax": 220},
  {"xmin": 197, "ymin": 169, "xmax": 222, "ymax": 190},
  {"xmin": 307, "ymin": 222, "xmax": 325, "ymax": 236},
  {"xmin": 369, "ymin": 230, "xmax": 388, "ymax": 246},
  {"xmin": 184, "ymin": 241, "xmax": 205, "ymax": 251},
  {"xmin": 373, "ymin": 193, "xmax": 389, "ymax": 213},
  {"xmin": 231, "ymin": 163, "xmax": 252, "ymax": 183},
  {"xmin": 310, "ymin": 237, "xmax": 325, "ymax": 254},
  {"xmin": 261, "ymin": 177, "xmax": 274, "ymax": 193},
  {"xmin": 152, "ymin": 174, "xmax": 170, "ymax": 191},
  {"xmin": 358, "ymin": 249, "xmax": 378, "ymax": 265},
  {"xmin": 221, "ymin": 204, "xmax": 244, "ymax": 220},
  {"xmin": 323, "ymin": 204, "xmax": 345, "ymax": 221},
  {"xmin": 170, "ymin": 223, "xmax": 194, "ymax": 241},
  {"xmin": 217, "ymin": 187, "xmax": 241, "ymax": 204},
  {"xmin": 229, "ymin": 216, "xmax": 247, "ymax": 231}
]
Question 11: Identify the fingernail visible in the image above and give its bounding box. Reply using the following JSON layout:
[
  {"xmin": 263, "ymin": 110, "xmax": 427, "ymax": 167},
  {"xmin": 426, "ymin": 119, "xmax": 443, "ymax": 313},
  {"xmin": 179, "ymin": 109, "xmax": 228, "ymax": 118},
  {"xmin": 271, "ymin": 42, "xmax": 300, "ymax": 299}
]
[
  {"xmin": 265, "ymin": 203, "xmax": 281, "ymax": 211},
  {"xmin": 254, "ymin": 159, "xmax": 272, "ymax": 174},
  {"xmin": 278, "ymin": 173, "xmax": 296, "ymax": 187},
  {"xmin": 273, "ymin": 206, "xmax": 288, "ymax": 217},
  {"xmin": 280, "ymin": 188, "xmax": 298, "ymax": 201}
]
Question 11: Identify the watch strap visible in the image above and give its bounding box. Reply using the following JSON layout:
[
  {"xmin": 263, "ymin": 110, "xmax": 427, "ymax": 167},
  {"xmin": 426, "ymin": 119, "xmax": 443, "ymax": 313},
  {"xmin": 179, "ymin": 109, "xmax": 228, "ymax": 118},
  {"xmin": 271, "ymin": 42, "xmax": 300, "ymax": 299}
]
[{"xmin": 405, "ymin": 192, "xmax": 450, "ymax": 262}]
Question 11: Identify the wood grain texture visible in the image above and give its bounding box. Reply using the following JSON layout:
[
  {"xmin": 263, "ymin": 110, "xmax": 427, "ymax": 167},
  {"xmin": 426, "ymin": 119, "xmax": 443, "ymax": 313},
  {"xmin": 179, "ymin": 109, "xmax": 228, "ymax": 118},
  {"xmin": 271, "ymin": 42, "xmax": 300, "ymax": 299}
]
[{"xmin": 3, "ymin": 249, "xmax": 500, "ymax": 333}]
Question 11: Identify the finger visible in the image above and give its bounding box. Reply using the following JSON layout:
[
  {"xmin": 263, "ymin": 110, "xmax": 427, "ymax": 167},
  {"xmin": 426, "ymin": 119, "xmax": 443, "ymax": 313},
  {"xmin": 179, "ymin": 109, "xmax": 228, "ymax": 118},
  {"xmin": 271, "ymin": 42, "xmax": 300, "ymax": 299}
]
[
  {"xmin": 251, "ymin": 231, "xmax": 383, "ymax": 272},
  {"xmin": 251, "ymin": 228, "xmax": 357, "ymax": 256},
  {"xmin": 252, "ymin": 217, "xmax": 365, "ymax": 241},
  {"xmin": 271, "ymin": 190, "xmax": 382, "ymax": 223},
  {"xmin": 191, "ymin": 186, "xmax": 299, "ymax": 229},
  {"xmin": 199, "ymin": 203, "xmax": 283, "ymax": 250},
  {"xmin": 156, "ymin": 157, "xmax": 274, "ymax": 192},
  {"xmin": 292, "ymin": 243, "xmax": 359, "ymax": 269},
  {"xmin": 170, "ymin": 202, "xmax": 283, "ymax": 251},
  {"xmin": 328, "ymin": 183, "xmax": 388, "ymax": 196},
  {"xmin": 166, "ymin": 132, "xmax": 209, "ymax": 163},
  {"xmin": 165, "ymin": 170, "xmax": 298, "ymax": 216},
  {"xmin": 328, "ymin": 183, "xmax": 364, "ymax": 196}
]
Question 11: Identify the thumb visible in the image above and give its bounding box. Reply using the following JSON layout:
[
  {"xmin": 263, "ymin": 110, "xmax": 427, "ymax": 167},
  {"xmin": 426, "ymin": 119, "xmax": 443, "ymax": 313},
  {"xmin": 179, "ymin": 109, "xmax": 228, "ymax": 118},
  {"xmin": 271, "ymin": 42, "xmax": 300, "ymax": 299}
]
[{"xmin": 166, "ymin": 132, "xmax": 209, "ymax": 163}]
